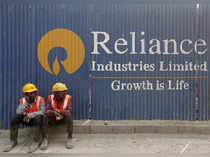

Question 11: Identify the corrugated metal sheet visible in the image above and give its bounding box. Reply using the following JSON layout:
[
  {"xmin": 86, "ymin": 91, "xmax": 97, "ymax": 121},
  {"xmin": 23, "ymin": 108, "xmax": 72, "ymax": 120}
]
[
  {"xmin": 1, "ymin": 0, "xmax": 90, "ymax": 129},
  {"xmin": 197, "ymin": 0, "xmax": 210, "ymax": 120},
  {"xmin": 0, "ymin": 0, "xmax": 3, "ymax": 129},
  {"xmin": 90, "ymin": 0, "xmax": 208, "ymax": 120},
  {"xmin": 0, "ymin": 0, "xmax": 209, "ymax": 128}
]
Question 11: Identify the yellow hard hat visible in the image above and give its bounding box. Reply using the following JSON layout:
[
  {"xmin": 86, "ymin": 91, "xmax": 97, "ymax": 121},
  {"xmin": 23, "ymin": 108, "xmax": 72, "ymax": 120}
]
[
  {"xmin": 22, "ymin": 83, "xmax": 38, "ymax": 93},
  {"xmin": 52, "ymin": 82, "xmax": 68, "ymax": 92}
]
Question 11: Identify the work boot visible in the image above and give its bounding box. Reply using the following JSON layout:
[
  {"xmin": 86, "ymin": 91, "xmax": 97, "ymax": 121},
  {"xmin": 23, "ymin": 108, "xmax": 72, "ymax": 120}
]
[
  {"xmin": 27, "ymin": 141, "xmax": 40, "ymax": 153},
  {"xmin": 3, "ymin": 141, "xmax": 17, "ymax": 152},
  {"xmin": 32, "ymin": 127, "xmax": 42, "ymax": 143},
  {"xmin": 4, "ymin": 126, "xmax": 18, "ymax": 152},
  {"xmin": 40, "ymin": 137, "xmax": 48, "ymax": 150},
  {"xmin": 66, "ymin": 138, "xmax": 73, "ymax": 149},
  {"xmin": 27, "ymin": 127, "xmax": 42, "ymax": 153}
]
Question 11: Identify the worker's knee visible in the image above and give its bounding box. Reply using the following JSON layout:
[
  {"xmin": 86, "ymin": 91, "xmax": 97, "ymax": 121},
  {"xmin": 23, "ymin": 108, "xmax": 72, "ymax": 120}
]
[
  {"xmin": 64, "ymin": 113, "xmax": 73, "ymax": 121},
  {"xmin": 11, "ymin": 114, "xmax": 23, "ymax": 126},
  {"xmin": 64, "ymin": 114, "xmax": 73, "ymax": 126},
  {"xmin": 33, "ymin": 115, "xmax": 43, "ymax": 126}
]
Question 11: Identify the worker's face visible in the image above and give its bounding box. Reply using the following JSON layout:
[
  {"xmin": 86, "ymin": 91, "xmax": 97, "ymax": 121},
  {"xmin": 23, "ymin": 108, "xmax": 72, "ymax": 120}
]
[
  {"xmin": 54, "ymin": 91, "xmax": 65, "ymax": 101},
  {"xmin": 25, "ymin": 91, "xmax": 37, "ymax": 103}
]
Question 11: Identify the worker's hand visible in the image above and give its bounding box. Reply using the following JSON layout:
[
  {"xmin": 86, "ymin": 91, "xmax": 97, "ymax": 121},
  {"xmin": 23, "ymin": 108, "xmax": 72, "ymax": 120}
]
[
  {"xmin": 23, "ymin": 115, "xmax": 29, "ymax": 123},
  {"xmin": 56, "ymin": 115, "xmax": 63, "ymax": 121},
  {"xmin": 55, "ymin": 109, "xmax": 61, "ymax": 114},
  {"xmin": 54, "ymin": 110, "xmax": 62, "ymax": 116},
  {"xmin": 46, "ymin": 110, "xmax": 55, "ymax": 116}
]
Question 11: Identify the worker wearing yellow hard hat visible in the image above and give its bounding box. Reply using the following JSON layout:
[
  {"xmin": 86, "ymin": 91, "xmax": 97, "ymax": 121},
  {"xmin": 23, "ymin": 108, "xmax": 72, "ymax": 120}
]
[
  {"xmin": 4, "ymin": 83, "xmax": 47, "ymax": 153},
  {"xmin": 52, "ymin": 82, "xmax": 68, "ymax": 92},
  {"xmin": 22, "ymin": 83, "xmax": 38, "ymax": 93},
  {"xmin": 40, "ymin": 82, "xmax": 73, "ymax": 150}
]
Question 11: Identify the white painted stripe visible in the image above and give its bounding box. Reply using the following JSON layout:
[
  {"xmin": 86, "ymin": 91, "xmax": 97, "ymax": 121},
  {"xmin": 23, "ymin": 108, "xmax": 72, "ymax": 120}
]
[
  {"xmin": 36, "ymin": 96, "xmax": 41, "ymax": 109},
  {"xmin": 51, "ymin": 95, "xmax": 55, "ymax": 109},
  {"xmin": 82, "ymin": 119, "xmax": 91, "ymax": 126},
  {"xmin": 180, "ymin": 143, "xmax": 190, "ymax": 154},
  {"xmin": 22, "ymin": 97, "xmax": 26, "ymax": 104},
  {"xmin": 22, "ymin": 98, "xmax": 28, "ymax": 111},
  {"xmin": 63, "ymin": 95, "xmax": 70, "ymax": 110}
]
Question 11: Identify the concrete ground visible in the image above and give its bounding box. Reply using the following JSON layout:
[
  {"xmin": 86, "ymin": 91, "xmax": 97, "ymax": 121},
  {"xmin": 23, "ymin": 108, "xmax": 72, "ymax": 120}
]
[
  {"xmin": 0, "ymin": 134, "xmax": 210, "ymax": 155},
  {"xmin": 0, "ymin": 120, "xmax": 210, "ymax": 156}
]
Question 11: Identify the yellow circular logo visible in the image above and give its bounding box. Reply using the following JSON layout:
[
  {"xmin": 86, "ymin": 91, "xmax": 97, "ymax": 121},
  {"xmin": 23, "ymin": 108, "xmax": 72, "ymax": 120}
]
[{"xmin": 37, "ymin": 28, "xmax": 85, "ymax": 75}]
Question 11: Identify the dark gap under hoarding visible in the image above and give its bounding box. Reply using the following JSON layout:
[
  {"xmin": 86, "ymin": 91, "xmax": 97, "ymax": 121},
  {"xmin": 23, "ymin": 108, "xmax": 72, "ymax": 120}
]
[{"xmin": 0, "ymin": 0, "xmax": 209, "ymax": 128}]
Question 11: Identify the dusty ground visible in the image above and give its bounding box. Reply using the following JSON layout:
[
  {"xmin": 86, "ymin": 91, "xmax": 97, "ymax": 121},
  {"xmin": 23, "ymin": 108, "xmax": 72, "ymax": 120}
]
[{"xmin": 0, "ymin": 133, "xmax": 210, "ymax": 155}]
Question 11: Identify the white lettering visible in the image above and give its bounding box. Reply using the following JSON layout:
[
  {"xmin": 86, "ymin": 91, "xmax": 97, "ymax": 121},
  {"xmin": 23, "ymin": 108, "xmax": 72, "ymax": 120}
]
[
  {"xmin": 195, "ymin": 39, "xmax": 207, "ymax": 55},
  {"xmin": 91, "ymin": 32, "xmax": 112, "ymax": 54},
  {"xmin": 180, "ymin": 39, "xmax": 193, "ymax": 54},
  {"xmin": 130, "ymin": 32, "xmax": 137, "ymax": 54},
  {"xmin": 149, "ymin": 39, "xmax": 161, "ymax": 54},
  {"xmin": 90, "ymin": 31, "xmax": 207, "ymax": 55},
  {"xmin": 114, "ymin": 38, "xmax": 128, "ymax": 54},
  {"xmin": 162, "ymin": 39, "xmax": 178, "ymax": 55}
]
